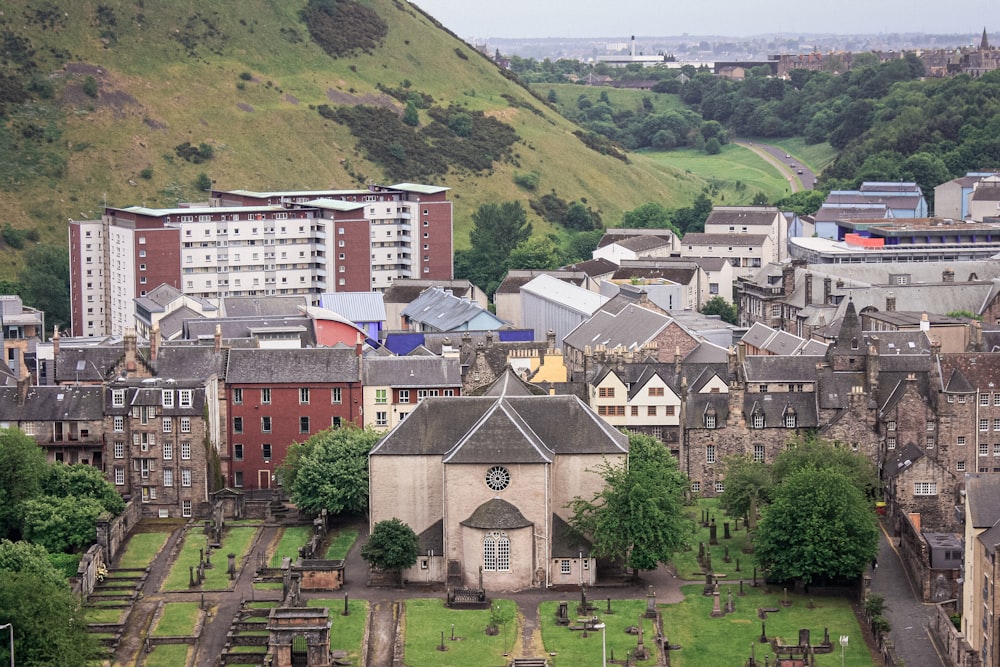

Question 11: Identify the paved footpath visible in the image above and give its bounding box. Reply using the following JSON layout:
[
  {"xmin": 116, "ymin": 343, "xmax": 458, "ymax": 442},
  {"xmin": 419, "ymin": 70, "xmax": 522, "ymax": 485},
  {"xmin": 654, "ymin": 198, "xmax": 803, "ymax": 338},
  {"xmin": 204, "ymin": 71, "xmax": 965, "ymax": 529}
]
[{"xmin": 872, "ymin": 526, "xmax": 947, "ymax": 667}]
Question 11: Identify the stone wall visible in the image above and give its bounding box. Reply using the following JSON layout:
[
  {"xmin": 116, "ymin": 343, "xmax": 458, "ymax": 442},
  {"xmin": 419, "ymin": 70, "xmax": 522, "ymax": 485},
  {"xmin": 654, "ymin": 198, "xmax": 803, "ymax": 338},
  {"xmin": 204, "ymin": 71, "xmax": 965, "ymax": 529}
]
[
  {"xmin": 96, "ymin": 495, "xmax": 143, "ymax": 564},
  {"xmin": 74, "ymin": 543, "xmax": 106, "ymax": 598},
  {"xmin": 897, "ymin": 513, "xmax": 961, "ymax": 602},
  {"xmin": 929, "ymin": 600, "xmax": 981, "ymax": 667}
]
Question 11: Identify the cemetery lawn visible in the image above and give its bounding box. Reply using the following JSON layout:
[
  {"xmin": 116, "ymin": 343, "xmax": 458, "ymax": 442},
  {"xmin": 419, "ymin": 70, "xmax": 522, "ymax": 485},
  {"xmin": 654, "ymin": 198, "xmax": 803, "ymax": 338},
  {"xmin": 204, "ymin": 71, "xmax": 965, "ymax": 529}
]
[
  {"xmin": 85, "ymin": 606, "xmax": 125, "ymax": 624},
  {"xmin": 143, "ymin": 643, "xmax": 190, "ymax": 667},
  {"xmin": 539, "ymin": 600, "xmax": 660, "ymax": 667},
  {"xmin": 403, "ymin": 598, "xmax": 517, "ymax": 667},
  {"xmin": 116, "ymin": 530, "xmax": 171, "ymax": 569},
  {"xmin": 673, "ymin": 498, "xmax": 751, "ymax": 580},
  {"xmin": 270, "ymin": 526, "xmax": 313, "ymax": 567},
  {"xmin": 324, "ymin": 527, "xmax": 359, "ymax": 559},
  {"xmin": 152, "ymin": 601, "xmax": 202, "ymax": 636},
  {"xmin": 668, "ymin": 585, "xmax": 873, "ymax": 667},
  {"xmin": 162, "ymin": 526, "xmax": 257, "ymax": 591},
  {"xmin": 306, "ymin": 599, "xmax": 369, "ymax": 662}
]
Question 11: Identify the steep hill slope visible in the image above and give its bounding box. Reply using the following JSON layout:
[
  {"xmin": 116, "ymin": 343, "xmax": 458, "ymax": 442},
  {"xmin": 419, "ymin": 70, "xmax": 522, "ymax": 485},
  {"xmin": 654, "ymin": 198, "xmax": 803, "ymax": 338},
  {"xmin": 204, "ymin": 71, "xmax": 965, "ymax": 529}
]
[{"xmin": 0, "ymin": 0, "xmax": 703, "ymax": 278}]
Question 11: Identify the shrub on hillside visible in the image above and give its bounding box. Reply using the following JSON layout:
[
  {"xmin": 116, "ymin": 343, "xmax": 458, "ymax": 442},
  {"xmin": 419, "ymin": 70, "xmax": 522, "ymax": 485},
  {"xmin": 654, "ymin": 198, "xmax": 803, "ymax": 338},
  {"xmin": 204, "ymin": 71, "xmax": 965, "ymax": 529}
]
[{"xmin": 301, "ymin": 0, "xmax": 387, "ymax": 59}]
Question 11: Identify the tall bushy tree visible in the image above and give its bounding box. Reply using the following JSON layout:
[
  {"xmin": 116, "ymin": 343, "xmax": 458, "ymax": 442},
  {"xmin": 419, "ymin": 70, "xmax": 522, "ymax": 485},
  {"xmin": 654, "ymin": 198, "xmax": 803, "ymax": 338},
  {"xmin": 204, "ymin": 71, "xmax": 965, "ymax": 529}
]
[
  {"xmin": 568, "ymin": 433, "xmax": 691, "ymax": 577},
  {"xmin": 361, "ymin": 518, "xmax": 419, "ymax": 586},
  {"xmin": 0, "ymin": 428, "xmax": 48, "ymax": 540},
  {"xmin": 281, "ymin": 426, "xmax": 380, "ymax": 516},
  {"xmin": 457, "ymin": 201, "xmax": 532, "ymax": 294},
  {"xmin": 755, "ymin": 467, "xmax": 878, "ymax": 584}
]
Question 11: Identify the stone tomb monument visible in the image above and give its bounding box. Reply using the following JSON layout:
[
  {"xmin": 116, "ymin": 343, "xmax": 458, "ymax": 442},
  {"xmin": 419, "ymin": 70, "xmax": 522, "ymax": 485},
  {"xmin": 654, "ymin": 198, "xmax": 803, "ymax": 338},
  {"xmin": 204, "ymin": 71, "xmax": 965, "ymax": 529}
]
[{"xmin": 267, "ymin": 607, "xmax": 331, "ymax": 667}]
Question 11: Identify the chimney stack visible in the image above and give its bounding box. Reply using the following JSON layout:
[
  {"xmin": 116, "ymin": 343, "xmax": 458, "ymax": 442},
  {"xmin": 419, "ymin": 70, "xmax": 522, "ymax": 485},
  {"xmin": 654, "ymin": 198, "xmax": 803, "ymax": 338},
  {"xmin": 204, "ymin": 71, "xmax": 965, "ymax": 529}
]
[
  {"xmin": 805, "ymin": 273, "xmax": 813, "ymax": 305},
  {"xmin": 214, "ymin": 324, "xmax": 222, "ymax": 353},
  {"xmin": 823, "ymin": 277, "xmax": 832, "ymax": 304},
  {"xmin": 150, "ymin": 324, "xmax": 160, "ymax": 362},
  {"xmin": 781, "ymin": 264, "xmax": 795, "ymax": 296},
  {"xmin": 16, "ymin": 375, "xmax": 28, "ymax": 406},
  {"xmin": 124, "ymin": 327, "xmax": 137, "ymax": 372}
]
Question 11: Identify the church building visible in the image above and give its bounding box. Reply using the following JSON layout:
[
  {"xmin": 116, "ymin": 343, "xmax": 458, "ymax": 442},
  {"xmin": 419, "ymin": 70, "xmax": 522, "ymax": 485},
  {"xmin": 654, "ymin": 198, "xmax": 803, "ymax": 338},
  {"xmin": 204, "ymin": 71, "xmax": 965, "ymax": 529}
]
[{"xmin": 368, "ymin": 370, "xmax": 629, "ymax": 591}]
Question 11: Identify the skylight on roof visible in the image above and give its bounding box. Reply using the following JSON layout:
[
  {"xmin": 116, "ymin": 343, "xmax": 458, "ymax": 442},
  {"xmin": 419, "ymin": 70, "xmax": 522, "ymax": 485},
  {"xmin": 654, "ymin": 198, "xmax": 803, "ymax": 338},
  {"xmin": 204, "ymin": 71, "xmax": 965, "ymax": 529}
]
[{"xmin": 76, "ymin": 360, "xmax": 86, "ymax": 371}]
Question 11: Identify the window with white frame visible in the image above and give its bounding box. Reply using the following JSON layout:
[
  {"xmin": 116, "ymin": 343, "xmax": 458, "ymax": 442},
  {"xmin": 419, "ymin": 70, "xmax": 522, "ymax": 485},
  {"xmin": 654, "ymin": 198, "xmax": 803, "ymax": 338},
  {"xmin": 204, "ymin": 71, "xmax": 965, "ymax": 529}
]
[
  {"xmin": 561, "ymin": 560, "xmax": 571, "ymax": 574},
  {"xmin": 331, "ymin": 387, "xmax": 342, "ymax": 404},
  {"xmin": 261, "ymin": 388, "xmax": 271, "ymax": 404},
  {"xmin": 114, "ymin": 441, "xmax": 125, "ymax": 459},
  {"xmin": 691, "ymin": 481, "xmax": 701, "ymax": 493},
  {"xmin": 114, "ymin": 467, "xmax": 125, "ymax": 485},
  {"xmin": 958, "ymin": 461, "xmax": 967, "ymax": 472},
  {"xmin": 483, "ymin": 531, "xmax": 511, "ymax": 571},
  {"xmin": 752, "ymin": 413, "xmax": 765, "ymax": 429},
  {"xmin": 926, "ymin": 420, "xmax": 935, "ymax": 431},
  {"xmin": 995, "ymin": 393, "xmax": 1000, "ymax": 406},
  {"xmin": 706, "ymin": 445, "xmax": 716, "ymax": 464},
  {"xmin": 958, "ymin": 436, "xmax": 967, "ymax": 446},
  {"xmin": 261, "ymin": 416, "xmax": 271, "ymax": 432},
  {"xmin": 887, "ymin": 436, "xmax": 896, "ymax": 450},
  {"xmin": 784, "ymin": 413, "xmax": 796, "ymax": 428},
  {"xmin": 232, "ymin": 388, "xmax": 243, "ymax": 404},
  {"xmin": 114, "ymin": 415, "xmax": 124, "ymax": 432},
  {"xmin": 705, "ymin": 413, "xmax": 716, "ymax": 428},
  {"xmin": 182, "ymin": 500, "xmax": 192, "ymax": 517},
  {"xmin": 980, "ymin": 443, "xmax": 989, "ymax": 457},
  {"xmin": 112, "ymin": 389, "xmax": 125, "ymax": 407},
  {"xmin": 753, "ymin": 444, "xmax": 765, "ymax": 462},
  {"xmin": 162, "ymin": 417, "xmax": 172, "ymax": 434},
  {"xmin": 162, "ymin": 390, "xmax": 174, "ymax": 408},
  {"xmin": 181, "ymin": 469, "xmax": 192, "ymax": 487},
  {"xmin": 982, "ymin": 394, "xmax": 991, "ymax": 406},
  {"xmin": 886, "ymin": 420, "xmax": 896, "ymax": 431},
  {"xmin": 982, "ymin": 419, "xmax": 990, "ymax": 432},
  {"xmin": 180, "ymin": 417, "xmax": 191, "ymax": 433},
  {"xmin": 163, "ymin": 442, "xmax": 172, "ymax": 460},
  {"xmin": 163, "ymin": 468, "xmax": 173, "ymax": 487},
  {"xmin": 375, "ymin": 411, "xmax": 388, "ymax": 427},
  {"xmin": 914, "ymin": 482, "xmax": 937, "ymax": 496},
  {"xmin": 178, "ymin": 390, "xmax": 193, "ymax": 408},
  {"xmin": 181, "ymin": 442, "xmax": 191, "ymax": 460},
  {"xmin": 299, "ymin": 387, "xmax": 310, "ymax": 404},
  {"xmin": 399, "ymin": 390, "xmax": 410, "ymax": 403}
]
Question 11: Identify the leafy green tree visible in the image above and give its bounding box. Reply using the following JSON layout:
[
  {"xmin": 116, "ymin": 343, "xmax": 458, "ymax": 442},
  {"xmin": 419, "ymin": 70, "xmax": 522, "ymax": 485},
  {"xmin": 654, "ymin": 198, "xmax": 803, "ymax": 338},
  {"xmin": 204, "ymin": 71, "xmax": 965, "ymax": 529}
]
[
  {"xmin": 282, "ymin": 426, "xmax": 380, "ymax": 516},
  {"xmin": 718, "ymin": 455, "xmax": 772, "ymax": 521},
  {"xmin": 774, "ymin": 191, "xmax": 824, "ymax": 216},
  {"xmin": 704, "ymin": 137, "xmax": 722, "ymax": 154},
  {"xmin": 458, "ymin": 201, "xmax": 533, "ymax": 294},
  {"xmin": 0, "ymin": 539, "xmax": 99, "ymax": 666},
  {"xmin": 194, "ymin": 172, "xmax": 212, "ymax": 191},
  {"xmin": 772, "ymin": 436, "xmax": 880, "ymax": 500},
  {"xmin": 0, "ymin": 428, "xmax": 48, "ymax": 540},
  {"xmin": 547, "ymin": 89, "xmax": 558, "ymax": 104},
  {"xmin": 21, "ymin": 495, "xmax": 107, "ymax": 554},
  {"xmin": 402, "ymin": 100, "xmax": 419, "ymax": 127},
  {"xmin": 563, "ymin": 201, "xmax": 596, "ymax": 231},
  {"xmin": 568, "ymin": 433, "xmax": 691, "ymax": 578},
  {"xmin": 621, "ymin": 203, "xmax": 679, "ymax": 235},
  {"xmin": 507, "ymin": 237, "xmax": 560, "ymax": 270},
  {"xmin": 43, "ymin": 463, "xmax": 125, "ymax": 515},
  {"xmin": 18, "ymin": 245, "xmax": 70, "ymax": 329},
  {"xmin": 699, "ymin": 296, "xmax": 737, "ymax": 324},
  {"xmin": 361, "ymin": 518, "xmax": 419, "ymax": 586},
  {"xmin": 671, "ymin": 193, "xmax": 713, "ymax": 234},
  {"xmin": 755, "ymin": 467, "xmax": 878, "ymax": 584}
]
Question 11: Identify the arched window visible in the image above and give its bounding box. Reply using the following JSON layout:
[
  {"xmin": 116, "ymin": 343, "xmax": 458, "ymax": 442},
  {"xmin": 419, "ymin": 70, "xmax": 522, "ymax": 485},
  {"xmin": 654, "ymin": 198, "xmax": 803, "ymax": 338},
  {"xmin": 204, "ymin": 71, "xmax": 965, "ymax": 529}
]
[{"xmin": 483, "ymin": 531, "xmax": 511, "ymax": 572}]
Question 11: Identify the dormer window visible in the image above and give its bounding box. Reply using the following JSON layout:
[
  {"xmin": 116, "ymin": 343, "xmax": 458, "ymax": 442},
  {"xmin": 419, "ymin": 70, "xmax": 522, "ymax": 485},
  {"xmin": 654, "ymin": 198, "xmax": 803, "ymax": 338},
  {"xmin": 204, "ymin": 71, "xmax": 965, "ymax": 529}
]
[
  {"xmin": 112, "ymin": 389, "xmax": 125, "ymax": 407},
  {"xmin": 752, "ymin": 413, "xmax": 765, "ymax": 429},
  {"xmin": 784, "ymin": 412, "xmax": 796, "ymax": 428},
  {"xmin": 704, "ymin": 406, "xmax": 717, "ymax": 429}
]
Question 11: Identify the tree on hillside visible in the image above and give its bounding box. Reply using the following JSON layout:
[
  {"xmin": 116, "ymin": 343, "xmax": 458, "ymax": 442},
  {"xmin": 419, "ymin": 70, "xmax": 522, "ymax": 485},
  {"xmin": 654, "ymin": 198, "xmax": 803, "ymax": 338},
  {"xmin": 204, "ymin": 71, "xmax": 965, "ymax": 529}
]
[
  {"xmin": 280, "ymin": 426, "xmax": 380, "ymax": 517},
  {"xmin": 361, "ymin": 518, "xmax": 419, "ymax": 587},
  {"xmin": 621, "ymin": 202, "xmax": 680, "ymax": 235},
  {"xmin": 671, "ymin": 193, "xmax": 713, "ymax": 234},
  {"xmin": 457, "ymin": 201, "xmax": 533, "ymax": 293},
  {"xmin": 0, "ymin": 540, "xmax": 98, "ymax": 667},
  {"xmin": 755, "ymin": 467, "xmax": 878, "ymax": 585},
  {"xmin": 568, "ymin": 433, "xmax": 691, "ymax": 578},
  {"xmin": 19, "ymin": 245, "xmax": 70, "ymax": 329},
  {"xmin": 507, "ymin": 236, "xmax": 561, "ymax": 270},
  {"xmin": 700, "ymin": 296, "xmax": 737, "ymax": 325},
  {"xmin": 0, "ymin": 428, "xmax": 48, "ymax": 541}
]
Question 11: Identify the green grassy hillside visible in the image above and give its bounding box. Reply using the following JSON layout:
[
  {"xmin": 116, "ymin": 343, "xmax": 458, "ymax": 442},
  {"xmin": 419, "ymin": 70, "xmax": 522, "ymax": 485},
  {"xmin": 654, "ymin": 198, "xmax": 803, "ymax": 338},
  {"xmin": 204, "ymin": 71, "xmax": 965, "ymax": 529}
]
[{"xmin": 0, "ymin": 0, "xmax": 706, "ymax": 277}]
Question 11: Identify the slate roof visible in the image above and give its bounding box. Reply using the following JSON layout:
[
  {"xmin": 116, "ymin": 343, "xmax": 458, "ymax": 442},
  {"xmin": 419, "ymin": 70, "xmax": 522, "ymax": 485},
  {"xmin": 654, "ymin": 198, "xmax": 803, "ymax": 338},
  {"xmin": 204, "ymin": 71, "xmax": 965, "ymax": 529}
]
[
  {"xmin": 370, "ymin": 395, "xmax": 628, "ymax": 458},
  {"xmin": 460, "ymin": 498, "xmax": 533, "ymax": 530},
  {"xmin": 560, "ymin": 258, "xmax": 618, "ymax": 277},
  {"xmin": 480, "ymin": 369, "xmax": 542, "ymax": 397},
  {"xmin": 0, "ymin": 385, "xmax": 104, "ymax": 421},
  {"xmin": 318, "ymin": 292, "xmax": 387, "ymax": 323},
  {"xmin": 563, "ymin": 303, "xmax": 669, "ymax": 352},
  {"xmin": 222, "ymin": 295, "xmax": 309, "ymax": 318},
  {"xmin": 417, "ymin": 519, "xmax": 443, "ymax": 554},
  {"xmin": 683, "ymin": 342, "xmax": 729, "ymax": 365},
  {"xmin": 741, "ymin": 323, "xmax": 807, "ymax": 356},
  {"xmin": 363, "ymin": 356, "xmax": 461, "ymax": 388},
  {"xmin": 383, "ymin": 279, "xmax": 479, "ymax": 303},
  {"xmin": 705, "ymin": 207, "xmax": 780, "ymax": 227},
  {"xmin": 971, "ymin": 185, "xmax": 1000, "ymax": 201},
  {"xmin": 135, "ymin": 283, "xmax": 184, "ymax": 309},
  {"xmin": 610, "ymin": 266, "xmax": 696, "ymax": 284},
  {"xmin": 225, "ymin": 348, "xmax": 360, "ymax": 384},
  {"xmin": 813, "ymin": 205, "xmax": 889, "ymax": 221},
  {"xmin": 938, "ymin": 354, "xmax": 1000, "ymax": 392},
  {"xmin": 183, "ymin": 316, "xmax": 313, "ymax": 343},
  {"xmin": 743, "ymin": 392, "xmax": 818, "ymax": 428},
  {"xmin": 402, "ymin": 287, "xmax": 502, "ymax": 331},
  {"xmin": 494, "ymin": 270, "xmax": 587, "ymax": 295},
  {"xmin": 596, "ymin": 230, "xmax": 674, "ymax": 249},
  {"xmin": 742, "ymin": 355, "xmax": 822, "ymax": 383},
  {"xmin": 681, "ymin": 233, "xmax": 768, "ymax": 246},
  {"xmin": 685, "ymin": 392, "xmax": 729, "ymax": 428},
  {"xmin": 885, "ymin": 443, "xmax": 925, "ymax": 479},
  {"xmin": 966, "ymin": 474, "xmax": 1000, "ymax": 528},
  {"xmin": 152, "ymin": 344, "xmax": 228, "ymax": 380},
  {"xmin": 615, "ymin": 235, "xmax": 673, "ymax": 252},
  {"xmin": 56, "ymin": 346, "xmax": 124, "ymax": 383},
  {"xmin": 551, "ymin": 513, "xmax": 592, "ymax": 558}
]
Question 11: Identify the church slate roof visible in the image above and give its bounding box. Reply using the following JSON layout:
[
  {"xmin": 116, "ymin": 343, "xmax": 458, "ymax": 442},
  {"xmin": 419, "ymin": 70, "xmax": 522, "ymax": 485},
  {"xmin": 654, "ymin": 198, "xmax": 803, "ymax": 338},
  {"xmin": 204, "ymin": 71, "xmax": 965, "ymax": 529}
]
[
  {"xmin": 371, "ymin": 395, "xmax": 628, "ymax": 458},
  {"xmin": 551, "ymin": 513, "xmax": 592, "ymax": 558},
  {"xmin": 417, "ymin": 519, "xmax": 444, "ymax": 554},
  {"xmin": 225, "ymin": 348, "xmax": 360, "ymax": 384},
  {"xmin": 460, "ymin": 498, "xmax": 533, "ymax": 530}
]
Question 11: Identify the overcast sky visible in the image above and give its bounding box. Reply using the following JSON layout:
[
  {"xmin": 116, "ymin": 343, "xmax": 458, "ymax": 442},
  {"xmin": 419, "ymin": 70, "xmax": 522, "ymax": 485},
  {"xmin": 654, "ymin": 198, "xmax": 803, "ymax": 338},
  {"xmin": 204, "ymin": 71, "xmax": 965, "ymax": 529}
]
[{"xmin": 412, "ymin": 1, "xmax": 995, "ymax": 40}]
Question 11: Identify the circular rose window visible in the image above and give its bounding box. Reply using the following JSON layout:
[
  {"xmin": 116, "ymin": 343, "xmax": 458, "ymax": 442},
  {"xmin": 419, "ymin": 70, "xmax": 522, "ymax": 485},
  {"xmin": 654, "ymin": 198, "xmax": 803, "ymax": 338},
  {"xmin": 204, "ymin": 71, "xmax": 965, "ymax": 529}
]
[{"xmin": 485, "ymin": 466, "xmax": 510, "ymax": 492}]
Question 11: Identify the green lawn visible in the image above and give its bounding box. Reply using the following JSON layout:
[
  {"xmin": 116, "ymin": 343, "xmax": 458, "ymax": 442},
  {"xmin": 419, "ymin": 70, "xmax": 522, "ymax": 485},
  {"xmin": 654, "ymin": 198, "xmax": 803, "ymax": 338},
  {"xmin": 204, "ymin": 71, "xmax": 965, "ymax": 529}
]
[
  {"xmin": 152, "ymin": 602, "xmax": 202, "ymax": 637},
  {"xmin": 643, "ymin": 145, "xmax": 793, "ymax": 204},
  {"xmin": 306, "ymin": 599, "xmax": 369, "ymax": 661},
  {"xmin": 673, "ymin": 498, "xmax": 754, "ymax": 580},
  {"xmin": 116, "ymin": 531, "xmax": 170, "ymax": 569},
  {"xmin": 540, "ymin": 599, "xmax": 659, "ymax": 667},
  {"xmin": 668, "ymin": 585, "xmax": 872, "ymax": 666},
  {"xmin": 324, "ymin": 527, "xmax": 359, "ymax": 560},
  {"xmin": 768, "ymin": 137, "xmax": 838, "ymax": 174},
  {"xmin": 161, "ymin": 526, "xmax": 257, "ymax": 592},
  {"xmin": 404, "ymin": 598, "xmax": 517, "ymax": 667},
  {"xmin": 143, "ymin": 643, "xmax": 190, "ymax": 667},
  {"xmin": 270, "ymin": 525, "xmax": 313, "ymax": 567}
]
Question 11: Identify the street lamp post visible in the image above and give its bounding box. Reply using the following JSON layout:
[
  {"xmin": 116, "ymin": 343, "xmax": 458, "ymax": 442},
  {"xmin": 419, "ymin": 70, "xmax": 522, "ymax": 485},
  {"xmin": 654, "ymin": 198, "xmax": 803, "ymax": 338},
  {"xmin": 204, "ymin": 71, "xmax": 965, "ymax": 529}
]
[
  {"xmin": 0, "ymin": 622, "xmax": 13, "ymax": 667},
  {"xmin": 593, "ymin": 622, "xmax": 606, "ymax": 667},
  {"xmin": 839, "ymin": 634, "xmax": 849, "ymax": 667}
]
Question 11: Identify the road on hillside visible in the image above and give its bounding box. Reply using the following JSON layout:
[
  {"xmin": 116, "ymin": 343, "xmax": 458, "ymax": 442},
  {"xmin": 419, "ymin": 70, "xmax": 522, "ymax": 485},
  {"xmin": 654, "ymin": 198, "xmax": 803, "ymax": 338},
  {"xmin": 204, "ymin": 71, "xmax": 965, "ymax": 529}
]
[{"xmin": 734, "ymin": 140, "xmax": 817, "ymax": 193}]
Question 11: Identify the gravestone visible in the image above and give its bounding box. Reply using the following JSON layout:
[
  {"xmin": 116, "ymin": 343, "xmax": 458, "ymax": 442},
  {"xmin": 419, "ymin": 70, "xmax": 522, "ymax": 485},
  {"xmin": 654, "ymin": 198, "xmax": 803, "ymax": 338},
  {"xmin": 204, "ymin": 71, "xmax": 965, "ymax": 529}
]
[
  {"xmin": 556, "ymin": 601, "xmax": 570, "ymax": 626},
  {"xmin": 645, "ymin": 585, "xmax": 657, "ymax": 618},
  {"xmin": 724, "ymin": 521, "xmax": 731, "ymax": 539},
  {"xmin": 709, "ymin": 522, "xmax": 718, "ymax": 546}
]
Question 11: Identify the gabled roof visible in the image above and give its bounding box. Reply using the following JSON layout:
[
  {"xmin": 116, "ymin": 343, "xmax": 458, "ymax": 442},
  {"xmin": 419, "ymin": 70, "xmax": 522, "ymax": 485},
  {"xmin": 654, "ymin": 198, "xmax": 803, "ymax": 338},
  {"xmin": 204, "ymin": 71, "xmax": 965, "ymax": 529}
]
[
  {"xmin": 521, "ymin": 274, "xmax": 607, "ymax": 315},
  {"xmin": 967, "ymin": 474, "xmax": 1000, "ymax": 528},
  {"xmin": 742, "ymin": 355, "xmax": 822, "ymax": 383},
  {"xmin": 494, "ymin": 270, "xmax": 587, "ymax": 295},
  {"xmin": 480, "ymin": 368, "xmax": 541, "ymax": 397},
  {"xmin": 222, "ymin": 295, "xmax": 309, "ymax": 318},
  {"xmin": 153, "ymin": 344, "xmax": 228, "ymax": 381},
  {"xmin": 563, "ymin": 303, "xmax": 669, "ymax": 352},
  {"xmin": 743, "ymin": 392, "xmax": 818, "ymax": 428},
  {"xmin": 383, "ymin": 279, "xmax": 479, "ymax": 303},
  {"xmin": 318, "ymin": 292, "xmax": 387, "ymax": 323},
  {"xmin": 560, "ymin": 258, "xmax": 618, "ymax": 277},
  {"xmin": 551, "ymin": 513, "xmax": 592, "ymax": 557},
  {"xmin": 363, "ymin": 356, "xmax": 461, "ymax": 388},
  {"xmin": 939, "ymin": 354, "xmax": 1000, "ymax": 392},
  {"xmin": 885, "ymin": 443, "xmax": 925, "ymax": 479},
  {"xmin": 402, "ymin": 287, "xmax": 503, "ymax": 331},
  {"xmin": 705, "ymin": 206, "xmax": 781, "ymax": 227},
  {"xmin": 225, "ymin": 348, "xmax": 360, "ymax": 384}
]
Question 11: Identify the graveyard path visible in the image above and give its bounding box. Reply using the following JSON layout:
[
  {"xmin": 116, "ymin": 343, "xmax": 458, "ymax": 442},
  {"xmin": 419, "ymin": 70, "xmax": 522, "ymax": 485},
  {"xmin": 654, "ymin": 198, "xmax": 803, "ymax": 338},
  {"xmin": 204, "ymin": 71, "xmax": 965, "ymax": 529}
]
[
  {"xmin": 364, "ymin": 601, "xmax": 397, "ymax": 667},
  {"xmin": 193, "ymin": 524, "xmax": 282, "ymax": 667},
  {"xmin": 874, "ymin": 525, "xmax": 947, "ymax": 667}
]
